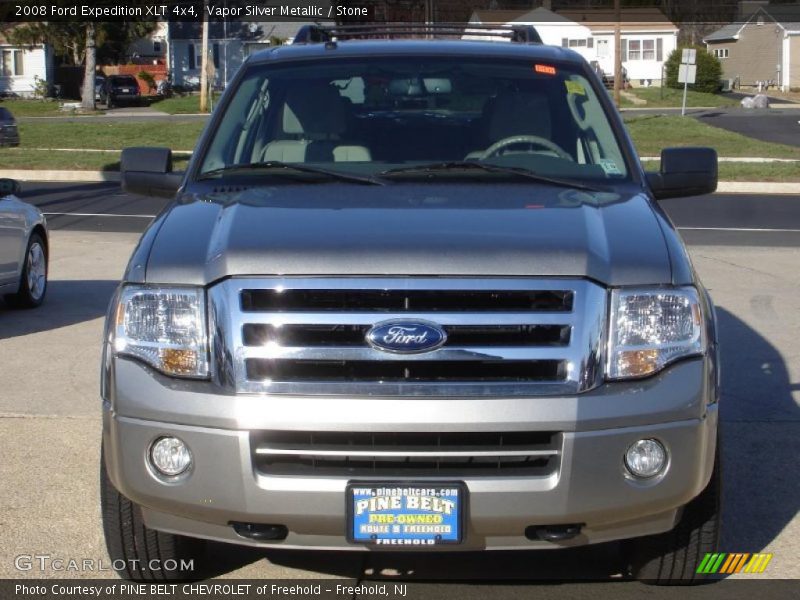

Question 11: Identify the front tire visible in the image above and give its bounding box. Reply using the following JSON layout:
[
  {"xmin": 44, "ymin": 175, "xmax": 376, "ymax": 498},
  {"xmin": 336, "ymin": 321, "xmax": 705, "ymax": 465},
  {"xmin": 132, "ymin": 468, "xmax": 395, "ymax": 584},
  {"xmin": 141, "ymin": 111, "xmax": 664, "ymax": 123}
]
[
  {"xmin": 100, "ymin": 448, "xmax": 208, "ymax": 581},
  {"xmin": 624, "ymin": 448, "xmax": 722, "ymax": 584},
  {"xmin": 5, "ymin": 232, "xmax": 47, "ymax": 308}
]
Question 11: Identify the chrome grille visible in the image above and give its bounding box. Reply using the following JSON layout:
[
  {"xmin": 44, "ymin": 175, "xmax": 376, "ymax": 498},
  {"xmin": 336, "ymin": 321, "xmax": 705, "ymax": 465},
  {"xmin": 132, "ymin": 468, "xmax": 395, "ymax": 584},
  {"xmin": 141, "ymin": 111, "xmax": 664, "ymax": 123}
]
[
  {"xmin": 208, "ymin": 278, "xmax": 606, "ymax": 396},
  {"xmin": 251, "ymin": 431, "xmax": 562, "ymax": 477}
]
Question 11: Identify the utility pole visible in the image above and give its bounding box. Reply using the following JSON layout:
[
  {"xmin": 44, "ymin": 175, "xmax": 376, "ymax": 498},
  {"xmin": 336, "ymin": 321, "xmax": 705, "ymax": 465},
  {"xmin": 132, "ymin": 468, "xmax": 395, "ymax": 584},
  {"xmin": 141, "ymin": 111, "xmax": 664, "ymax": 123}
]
[
  {"xmin": 613, "ymin": 0, "xmax": 622, "ymax": 107},
  {"xmin": 199, "ymin": 0, "xmax": 210, "ymax": 113}
]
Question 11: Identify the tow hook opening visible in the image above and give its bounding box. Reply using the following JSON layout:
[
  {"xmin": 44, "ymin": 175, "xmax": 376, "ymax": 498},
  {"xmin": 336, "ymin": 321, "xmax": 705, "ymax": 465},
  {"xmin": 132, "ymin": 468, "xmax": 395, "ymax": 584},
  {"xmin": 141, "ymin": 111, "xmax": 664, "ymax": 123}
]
[
  {"xmin": 231, "ymin": 522, "xmax": 289, "ymax": 541},
  {"xmin": 525, "ymin": 524, "xmax": 583, "ymax": 542}
]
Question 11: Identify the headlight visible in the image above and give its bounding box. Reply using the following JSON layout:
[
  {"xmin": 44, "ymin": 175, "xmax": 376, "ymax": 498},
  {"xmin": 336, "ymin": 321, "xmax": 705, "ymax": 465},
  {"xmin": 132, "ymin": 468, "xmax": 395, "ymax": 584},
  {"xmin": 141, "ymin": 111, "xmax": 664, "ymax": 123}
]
[
  {"xmin": 113, "ymin": 286, "xmax": 208, "ymax": 378},
  {"xmin": 607, "ymin": 286, "xmax": 705, "ymax": 380}
]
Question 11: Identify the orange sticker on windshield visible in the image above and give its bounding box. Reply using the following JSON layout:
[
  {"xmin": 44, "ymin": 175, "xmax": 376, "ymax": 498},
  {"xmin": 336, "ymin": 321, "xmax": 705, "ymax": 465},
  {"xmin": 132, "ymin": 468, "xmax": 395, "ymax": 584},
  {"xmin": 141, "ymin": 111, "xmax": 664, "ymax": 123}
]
[{"xmin": 534, "ymin": 64, "xmax": 557, "ymax": 76}]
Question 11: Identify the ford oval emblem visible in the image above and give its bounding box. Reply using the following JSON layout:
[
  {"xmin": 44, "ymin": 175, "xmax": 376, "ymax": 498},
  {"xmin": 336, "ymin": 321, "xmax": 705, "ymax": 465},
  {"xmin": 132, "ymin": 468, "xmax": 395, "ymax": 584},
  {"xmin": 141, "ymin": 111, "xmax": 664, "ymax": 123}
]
[{"xmin": 366, "ymin": 320, "xmax": 447, "ymax": 354}]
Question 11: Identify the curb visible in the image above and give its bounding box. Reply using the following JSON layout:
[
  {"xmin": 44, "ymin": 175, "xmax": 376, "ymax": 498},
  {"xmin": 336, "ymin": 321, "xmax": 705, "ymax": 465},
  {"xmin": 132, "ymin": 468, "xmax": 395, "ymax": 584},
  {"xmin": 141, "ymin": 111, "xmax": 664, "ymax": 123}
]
[
  {"xmin": 0, "ymin": 170, "xmax": 120, "ymax": 182},
  {"xmin": 1, "ymin": 170, "xmax": 797, "ymax": 194},
  {"xmin": 716, "ymin": 182, "xmax": 799, "ymax": 194}
]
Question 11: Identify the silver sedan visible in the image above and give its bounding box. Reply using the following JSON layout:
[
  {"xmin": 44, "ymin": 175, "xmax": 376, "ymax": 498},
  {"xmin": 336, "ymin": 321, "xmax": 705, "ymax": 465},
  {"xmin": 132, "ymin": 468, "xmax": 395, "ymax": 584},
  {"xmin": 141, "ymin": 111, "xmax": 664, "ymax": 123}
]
[{"xmin": 0, "ymin": 179, "xmax": 48, "ymax": 308}]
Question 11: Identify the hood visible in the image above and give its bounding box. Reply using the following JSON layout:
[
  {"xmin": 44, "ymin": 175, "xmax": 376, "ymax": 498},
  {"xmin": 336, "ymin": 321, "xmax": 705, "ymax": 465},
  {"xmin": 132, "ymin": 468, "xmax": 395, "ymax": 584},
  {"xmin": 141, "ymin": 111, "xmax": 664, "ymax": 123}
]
[{"xmin": 141, "ymin": 183, "xmax": 673, "ymax": 286}]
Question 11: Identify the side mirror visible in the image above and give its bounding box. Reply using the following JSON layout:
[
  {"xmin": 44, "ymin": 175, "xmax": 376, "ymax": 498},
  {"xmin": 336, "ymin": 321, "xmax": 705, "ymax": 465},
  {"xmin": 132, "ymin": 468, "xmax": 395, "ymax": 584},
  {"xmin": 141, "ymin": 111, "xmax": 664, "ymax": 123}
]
[
  {"xmin": 646, "ymin": 147, "xmax": 718, "ymax": 200},
  {"xmin": 0, "ymin": 178, "xmax": 21, "ymax": 196},
  {"xmin": 120, "ymin": 147, "xmax": 182, "ymax": 198}
]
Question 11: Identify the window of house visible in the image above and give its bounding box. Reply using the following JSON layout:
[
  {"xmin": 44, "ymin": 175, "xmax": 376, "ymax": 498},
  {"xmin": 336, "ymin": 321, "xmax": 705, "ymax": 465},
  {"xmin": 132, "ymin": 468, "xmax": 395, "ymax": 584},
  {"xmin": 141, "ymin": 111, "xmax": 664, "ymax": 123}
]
[
  {"xmin": 623, "ymin": 39, "xmax": 662, "ymax": 62},
  {"xmin": 189, "ymin": 44, "xmax": 218, "ymax": 71},
  {"xmin": 642, "ymin": 40, "xmax": 655, "ymax": 60},
  {"xmin": 153, "ymin": 41, "xmax": 162, "ymax": 53},
  {"xmin": 1, "ymin": 50, "xmax": 24, "ymax": 77},
  {"xmin": 563, "ymin": 38, "xmax": 594, "ymax": 49},
  {"xmin": 713, "ymin": 48, "xmax": 729, "ymax": 59}
]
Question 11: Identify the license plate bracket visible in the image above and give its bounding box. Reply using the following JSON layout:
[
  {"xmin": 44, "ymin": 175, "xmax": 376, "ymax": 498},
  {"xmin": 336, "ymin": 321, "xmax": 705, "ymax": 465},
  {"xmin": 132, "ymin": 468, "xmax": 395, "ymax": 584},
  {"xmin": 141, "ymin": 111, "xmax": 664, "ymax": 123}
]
[{"xmin": 346, "ymin": 482, "xmax": 465, "ymax": 547}]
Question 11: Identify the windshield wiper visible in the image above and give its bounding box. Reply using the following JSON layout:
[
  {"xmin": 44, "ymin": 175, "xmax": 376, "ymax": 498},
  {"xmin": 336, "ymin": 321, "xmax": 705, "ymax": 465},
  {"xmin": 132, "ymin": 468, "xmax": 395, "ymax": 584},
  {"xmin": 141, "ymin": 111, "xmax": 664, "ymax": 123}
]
[
  {"xmin": 380, "ymin": 161, "xmax": 607, "ymax": 192},
  {"xmin": 198, "ymin": 161, "xmax": 384, "ymax": 186}
]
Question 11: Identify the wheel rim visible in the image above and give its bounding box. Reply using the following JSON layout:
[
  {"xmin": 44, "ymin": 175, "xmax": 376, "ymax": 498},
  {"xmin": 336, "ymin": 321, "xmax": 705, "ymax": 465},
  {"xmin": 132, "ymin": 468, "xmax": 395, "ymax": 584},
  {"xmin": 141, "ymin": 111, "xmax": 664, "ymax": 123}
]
[{"xmin": 26, "ymin": 242, "xmax": 46, "ymax": 301}]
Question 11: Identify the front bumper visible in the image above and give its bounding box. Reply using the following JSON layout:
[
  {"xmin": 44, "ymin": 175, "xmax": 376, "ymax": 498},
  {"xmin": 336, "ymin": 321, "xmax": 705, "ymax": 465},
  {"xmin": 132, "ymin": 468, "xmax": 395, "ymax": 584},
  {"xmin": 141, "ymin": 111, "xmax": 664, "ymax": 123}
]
[{"xmin": 102, "ymin": 357, "xmax": 718, "ymax": 551}]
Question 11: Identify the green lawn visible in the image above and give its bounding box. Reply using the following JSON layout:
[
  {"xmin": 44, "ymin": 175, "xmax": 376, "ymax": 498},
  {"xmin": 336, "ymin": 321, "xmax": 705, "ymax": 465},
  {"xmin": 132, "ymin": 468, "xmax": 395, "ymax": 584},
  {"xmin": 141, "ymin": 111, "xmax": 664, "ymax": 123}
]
[
  {"xmin": 148, "ymin": 93, "xmax": 222, "ymax": 114},
  {"xmin": 620, "ymin": 88, "xmax": 738, "ymax": 109},
  {"xmin": 17, "ymin": 121, "xmax": 205, "ymax": 151},
  {"xmin": 641, "ymin": 160, "xmax": 800, "ymax": 182},
  {"xmin": 0, "ymin": 98, "xmax": 104, "ymax": 117},
  {"xmin": 625, "ymin": 115, "xmax": 800, "ymax": 159},
  {"xmin": 0, "ymin": 120, "xmax": 202, "ymax": 170}
]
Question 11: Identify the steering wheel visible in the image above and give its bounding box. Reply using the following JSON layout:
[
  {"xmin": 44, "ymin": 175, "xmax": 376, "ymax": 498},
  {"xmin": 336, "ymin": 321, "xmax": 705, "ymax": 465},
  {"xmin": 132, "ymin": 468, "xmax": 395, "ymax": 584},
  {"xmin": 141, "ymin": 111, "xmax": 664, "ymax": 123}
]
[{"xmin": 481, "ymin": 135, "xmax": 572, "ymax": 161}]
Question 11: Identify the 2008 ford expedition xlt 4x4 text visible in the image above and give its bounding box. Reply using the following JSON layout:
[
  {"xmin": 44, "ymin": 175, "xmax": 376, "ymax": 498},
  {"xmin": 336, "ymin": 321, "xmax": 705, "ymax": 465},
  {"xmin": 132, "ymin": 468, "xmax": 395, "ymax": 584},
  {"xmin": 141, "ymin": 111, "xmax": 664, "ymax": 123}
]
[{"xmin": 101, "ymin": 24, "xmax": 721, "ymax": 584}]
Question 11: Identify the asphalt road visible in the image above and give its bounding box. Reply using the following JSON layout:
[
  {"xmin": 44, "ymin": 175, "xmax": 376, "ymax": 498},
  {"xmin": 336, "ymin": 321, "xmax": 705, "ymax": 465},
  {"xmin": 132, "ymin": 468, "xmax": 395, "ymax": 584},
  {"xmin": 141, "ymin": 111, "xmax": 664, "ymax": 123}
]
[{"xmin": 17, "ymin": 181, "xmax": 800, "ymax": 246}]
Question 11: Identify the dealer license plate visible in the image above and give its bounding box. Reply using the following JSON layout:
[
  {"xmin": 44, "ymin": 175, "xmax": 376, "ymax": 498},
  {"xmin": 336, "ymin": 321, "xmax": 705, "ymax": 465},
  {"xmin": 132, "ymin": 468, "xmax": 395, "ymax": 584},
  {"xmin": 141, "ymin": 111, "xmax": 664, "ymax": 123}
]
[{"xmin": 347, "ymin": 482, "xmax": 464, "ymax": 546}]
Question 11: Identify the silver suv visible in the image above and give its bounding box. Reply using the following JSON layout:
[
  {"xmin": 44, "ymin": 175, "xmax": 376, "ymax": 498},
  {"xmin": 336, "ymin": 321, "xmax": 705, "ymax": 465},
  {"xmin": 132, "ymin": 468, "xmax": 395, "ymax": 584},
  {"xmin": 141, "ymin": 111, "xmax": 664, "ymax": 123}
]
[{"xmin": 101, "ymin": 25, "xmax": 720, "ymax": 584}]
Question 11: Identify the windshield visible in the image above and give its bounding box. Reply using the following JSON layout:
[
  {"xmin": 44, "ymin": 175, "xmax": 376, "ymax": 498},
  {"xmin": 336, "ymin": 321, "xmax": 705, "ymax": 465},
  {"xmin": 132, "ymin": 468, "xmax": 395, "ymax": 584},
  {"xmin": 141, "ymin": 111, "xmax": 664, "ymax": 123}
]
[
  {"xmin": 111, "ymin": 76, "xmax": 137, "ymax": 86},
  {"xmin": 199, "ymin": 56, "xmax": 630, "ymax": 183}
]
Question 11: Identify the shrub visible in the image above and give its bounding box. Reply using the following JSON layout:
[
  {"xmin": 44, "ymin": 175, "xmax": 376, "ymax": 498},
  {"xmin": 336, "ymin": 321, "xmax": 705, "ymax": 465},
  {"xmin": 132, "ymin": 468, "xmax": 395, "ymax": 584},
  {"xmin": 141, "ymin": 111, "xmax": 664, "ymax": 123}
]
[
  {"xmin": 138, "ymin": 70, "xmax": 156, "ymax": 94},
  {"xmin": 665, "ymin": 46, "xmax": 723, "ymax": 94},
  {"xmin": 32, "ymin": 74, "xmax": 51, "ymax": 99}
]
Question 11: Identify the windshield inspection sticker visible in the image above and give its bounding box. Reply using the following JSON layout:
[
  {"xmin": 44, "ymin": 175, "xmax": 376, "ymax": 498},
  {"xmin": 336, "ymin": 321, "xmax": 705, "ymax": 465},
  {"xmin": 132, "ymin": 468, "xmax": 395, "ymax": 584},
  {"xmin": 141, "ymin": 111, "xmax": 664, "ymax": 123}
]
[
  {"xmin": 599, "ymin": 159, "xmax": 623, "ymax": 175},
  {"xmin": 565, "ymin": 80, "xmax": 586, "ymax": 96}
]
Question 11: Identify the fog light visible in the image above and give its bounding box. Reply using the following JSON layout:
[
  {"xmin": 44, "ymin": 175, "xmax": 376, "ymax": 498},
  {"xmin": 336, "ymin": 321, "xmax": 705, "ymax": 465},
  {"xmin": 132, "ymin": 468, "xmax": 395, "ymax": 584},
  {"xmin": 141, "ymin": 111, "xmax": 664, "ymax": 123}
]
[
  {"xmin": 150, "ymin": 436, "xmax": 192, "ymax": 477},
  {"xmin": 625, "ymin": 439, "xmax": 666, "ymax": 478}
]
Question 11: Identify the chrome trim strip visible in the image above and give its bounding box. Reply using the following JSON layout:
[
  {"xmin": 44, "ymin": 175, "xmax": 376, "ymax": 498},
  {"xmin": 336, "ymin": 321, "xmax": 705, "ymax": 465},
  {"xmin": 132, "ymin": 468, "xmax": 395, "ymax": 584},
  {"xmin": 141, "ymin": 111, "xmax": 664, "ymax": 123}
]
[
  {"xmin": 236, "ymin": 311, "xmax": 574, "ymax": 326},
  {"xmin": 254, "ymin": 448, "xmax": 559, "ymax": 458},
  {"xmin": 240, "ymin": 346, "xmax": 572, "ymax": 361}
]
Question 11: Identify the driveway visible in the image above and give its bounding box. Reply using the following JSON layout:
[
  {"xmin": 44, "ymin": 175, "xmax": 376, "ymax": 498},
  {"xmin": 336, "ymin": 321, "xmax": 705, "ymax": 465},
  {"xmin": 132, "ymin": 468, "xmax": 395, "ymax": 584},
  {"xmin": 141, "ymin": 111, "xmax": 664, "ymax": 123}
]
[{"xmin": 696, "ymin": 110, "xmax": 800, "ymax": 148}]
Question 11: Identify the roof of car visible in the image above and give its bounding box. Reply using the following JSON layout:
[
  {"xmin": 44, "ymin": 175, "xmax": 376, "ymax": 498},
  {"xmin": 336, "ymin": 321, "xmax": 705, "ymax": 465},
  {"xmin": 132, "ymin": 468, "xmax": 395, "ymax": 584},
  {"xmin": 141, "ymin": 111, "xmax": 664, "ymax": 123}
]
[{"xmin": 248, "ymin": 39, "xmax": 585, "ymax": 66}]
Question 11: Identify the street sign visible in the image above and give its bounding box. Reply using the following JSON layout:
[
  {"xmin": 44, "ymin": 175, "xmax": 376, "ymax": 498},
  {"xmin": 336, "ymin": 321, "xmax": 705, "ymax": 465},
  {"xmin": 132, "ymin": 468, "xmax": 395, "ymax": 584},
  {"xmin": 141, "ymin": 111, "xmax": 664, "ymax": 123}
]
[
  {"xmin": 678, "ymin": 64, "xmax": 697, "ymax": 84},
  {"xmin": 681, "ymin": 48, "xmax": 697, "ymax": 65}
]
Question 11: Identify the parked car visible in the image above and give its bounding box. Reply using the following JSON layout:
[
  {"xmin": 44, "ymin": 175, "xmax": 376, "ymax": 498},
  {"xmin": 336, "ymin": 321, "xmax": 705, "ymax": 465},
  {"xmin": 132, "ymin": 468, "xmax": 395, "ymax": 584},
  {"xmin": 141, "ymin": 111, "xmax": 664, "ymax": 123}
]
[
  {"xmin": 0, "ymin": 107, "xmax": 20, "ymax": 147},
  {"xmin": 0, "ymin": 179, "xmax": 48, "ymax": 307},
  {"xmin": 102, "ymin": 24, "xmax": 720, "ymax": 584},
  {"xmin": 100, "ymin": 75, "xmax": 141, "ymax": 108}
]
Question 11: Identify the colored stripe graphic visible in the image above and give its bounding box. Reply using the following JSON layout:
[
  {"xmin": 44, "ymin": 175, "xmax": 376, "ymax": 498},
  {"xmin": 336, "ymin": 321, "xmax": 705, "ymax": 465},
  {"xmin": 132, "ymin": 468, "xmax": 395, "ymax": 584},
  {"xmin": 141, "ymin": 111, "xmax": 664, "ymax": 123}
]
[{"xmin": 698, "ymin": 553, "xmax": 773, "ymax": 574}]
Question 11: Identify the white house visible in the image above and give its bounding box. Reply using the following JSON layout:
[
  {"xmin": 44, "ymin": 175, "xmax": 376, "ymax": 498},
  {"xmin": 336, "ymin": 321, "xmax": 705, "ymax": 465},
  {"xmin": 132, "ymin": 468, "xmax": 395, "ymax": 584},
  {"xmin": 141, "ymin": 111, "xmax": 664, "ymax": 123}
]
[
  {"xmin": 468, "ymin": 6, "xmax": 679, "ymax": 87},
  {"xmin": 467, "ymin": 7, "xmax": 594, "ymax": 60},
  {"xmin": 0, "ymin": 27, "xmax": 54, "ymax": 97},
  {"xmin": 126, "ymin": 21, "xmax": 169, "ymax": 65}
]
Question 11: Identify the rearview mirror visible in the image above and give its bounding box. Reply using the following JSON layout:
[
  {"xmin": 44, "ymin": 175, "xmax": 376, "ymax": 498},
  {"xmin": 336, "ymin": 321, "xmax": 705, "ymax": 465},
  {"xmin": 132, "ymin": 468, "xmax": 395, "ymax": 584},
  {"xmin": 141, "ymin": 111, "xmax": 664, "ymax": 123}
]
[
  {"xmin": 121, "ymin": 147, "xmax": 182, "ymax": 198},
  {"xmin": 646, "ymin": 147, "xmax": 718, "ymax": 200},
  {"xmin": 0, "ymin": 178, "xmax": 21, "ymax": 196}
]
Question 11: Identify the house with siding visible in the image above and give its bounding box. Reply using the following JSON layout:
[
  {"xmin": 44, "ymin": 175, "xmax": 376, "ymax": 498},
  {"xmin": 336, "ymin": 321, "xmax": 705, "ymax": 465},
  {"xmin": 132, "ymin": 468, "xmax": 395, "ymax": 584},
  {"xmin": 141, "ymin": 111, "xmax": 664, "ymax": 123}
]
[
  {"xmin": 168, "ymin": 21, "xmax": 306, "ymax": 89},
  {"xmin": 468, "ymin": 6, "xmax": 679, "ymax": 87},
  {"xmin": 0, "ymin": 26, "xmax": 53, "ymax": 97},
  {"xmin": 704, "ymin": 4, "xmax": 800, "ymax": 90}
]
